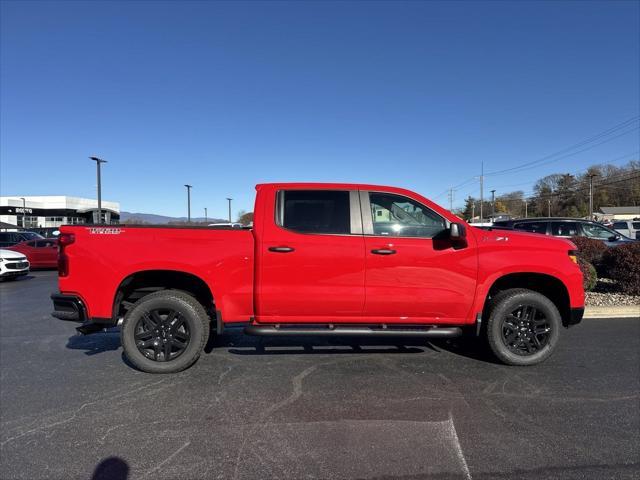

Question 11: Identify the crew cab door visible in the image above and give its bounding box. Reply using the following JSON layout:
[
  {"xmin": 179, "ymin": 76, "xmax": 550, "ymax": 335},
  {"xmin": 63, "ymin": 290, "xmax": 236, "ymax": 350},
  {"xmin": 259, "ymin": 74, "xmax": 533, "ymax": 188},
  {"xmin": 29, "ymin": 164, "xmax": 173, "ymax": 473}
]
[
  {"xmin": 255, "ymin": 189, "xmax": 365, "ymax": 323},
  {"xmin": 360, "ymin": 191, "xmax": 477, "ymax": 324}
]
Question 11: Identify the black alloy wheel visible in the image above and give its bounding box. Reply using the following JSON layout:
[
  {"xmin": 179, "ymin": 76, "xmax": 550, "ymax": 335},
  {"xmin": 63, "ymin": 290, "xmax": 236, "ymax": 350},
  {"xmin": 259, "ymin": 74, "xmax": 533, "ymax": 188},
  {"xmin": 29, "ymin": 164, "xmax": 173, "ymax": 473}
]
[
  {"xmin": 501, "ymin": 305, "xmax": 552, "ymax": 356},
  {"xmin": 134, "ymin": 308, "xmax": 191, "ymax": 362}
]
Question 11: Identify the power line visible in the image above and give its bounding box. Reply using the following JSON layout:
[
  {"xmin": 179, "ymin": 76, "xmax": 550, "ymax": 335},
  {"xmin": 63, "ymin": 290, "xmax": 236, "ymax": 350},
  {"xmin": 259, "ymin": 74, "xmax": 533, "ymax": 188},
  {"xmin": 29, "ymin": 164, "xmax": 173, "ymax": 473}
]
[{"xmin": 484, "ymin": 116, "xmax": 639, "ymax": 176}]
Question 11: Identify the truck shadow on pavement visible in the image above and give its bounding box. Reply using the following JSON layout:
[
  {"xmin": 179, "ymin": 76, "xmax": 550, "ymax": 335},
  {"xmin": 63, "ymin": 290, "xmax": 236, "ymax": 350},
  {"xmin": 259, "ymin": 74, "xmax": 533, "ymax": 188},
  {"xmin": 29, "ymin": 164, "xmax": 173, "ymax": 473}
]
[{"xmin": 65, "ymin": 326, "xmax": 499, "ymax": 364}]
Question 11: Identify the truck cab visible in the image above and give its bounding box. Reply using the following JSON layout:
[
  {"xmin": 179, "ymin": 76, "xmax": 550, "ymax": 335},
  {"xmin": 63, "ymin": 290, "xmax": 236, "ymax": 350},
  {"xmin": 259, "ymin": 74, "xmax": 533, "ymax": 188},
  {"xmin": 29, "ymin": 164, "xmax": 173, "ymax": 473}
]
[{"xmin": 52, "ymin": 182, "xmax": 584, "ymax": 373}]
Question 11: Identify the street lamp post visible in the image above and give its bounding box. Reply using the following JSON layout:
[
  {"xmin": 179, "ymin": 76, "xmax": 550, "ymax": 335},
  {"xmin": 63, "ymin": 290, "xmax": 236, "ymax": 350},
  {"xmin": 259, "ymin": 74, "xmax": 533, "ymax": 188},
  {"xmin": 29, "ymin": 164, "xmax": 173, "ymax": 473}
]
[
  {"xmin": 19, "ymin": 197, "xmax": 26, "ymax": 228},
  {"xmin": 89, "ymin": 157, "xmax": 107, "ymax": 224},
  {"xmin": 204, "ymin": 207, "xmax": 208, "ymax": 224},
  {"xmin": 490, "ymin": 189, "xmax": 496, "ymax": 217},
  {"xmin": 184, "ymin": 185, "xmax": 192, "ymax": 223},
  {"xmin": 548, "ymin": 199, "xmax": 551, "ymax": 217},
  {"xmin": 226, "ymin": 198, "xmax": 232, "ymax": 223}
]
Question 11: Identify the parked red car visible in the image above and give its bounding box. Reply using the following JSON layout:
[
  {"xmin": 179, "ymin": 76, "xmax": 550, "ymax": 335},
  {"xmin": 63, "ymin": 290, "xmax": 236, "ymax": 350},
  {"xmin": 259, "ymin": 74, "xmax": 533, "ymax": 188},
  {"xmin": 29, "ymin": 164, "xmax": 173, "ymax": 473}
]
[
  {"xmin": 51, "ymin": 182, "xmax": 584, "ymax": 373},
  {"xmin": 7, "ymin": 239, "xmax": 58, "ymax": 268}
]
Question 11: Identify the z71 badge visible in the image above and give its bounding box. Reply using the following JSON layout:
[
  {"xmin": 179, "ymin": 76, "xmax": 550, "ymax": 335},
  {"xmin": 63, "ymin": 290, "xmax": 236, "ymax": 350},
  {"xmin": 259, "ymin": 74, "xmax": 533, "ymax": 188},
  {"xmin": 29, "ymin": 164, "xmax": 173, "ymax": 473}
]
[{"xmin": 88, "ymin": 227, "xmax": 124, "ymax": 235}]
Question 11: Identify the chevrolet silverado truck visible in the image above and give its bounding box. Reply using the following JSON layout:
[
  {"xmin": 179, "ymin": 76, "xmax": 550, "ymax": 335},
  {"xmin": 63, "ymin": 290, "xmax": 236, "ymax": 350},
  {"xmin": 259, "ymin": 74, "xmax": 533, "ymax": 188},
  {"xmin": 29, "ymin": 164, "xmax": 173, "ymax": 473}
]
[{"xmin": 51, "ymin": 183, "xmax": 584, "ymax": 373}]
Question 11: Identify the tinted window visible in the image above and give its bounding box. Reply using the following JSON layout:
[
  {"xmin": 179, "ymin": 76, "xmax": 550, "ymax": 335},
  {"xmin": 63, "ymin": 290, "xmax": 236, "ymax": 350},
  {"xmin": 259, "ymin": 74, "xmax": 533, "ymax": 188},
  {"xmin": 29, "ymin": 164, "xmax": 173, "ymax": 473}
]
[
  {"xmin": 20, "ymin": 232, "xmax": 43, "ymax": 241},
  {"xmin": 369, "ymin": 192, "xmax": 446, "ymax": 237},
  {"xmin": 281, "ymin": 190, "xmax": 351, "ymax": 234},
  {"xmin": 35, "ymin": 240, "xmax": 56, "ymax": 248},
  {"xmin": 551, "ymin": 222, "xmax": 579, "ymax": 237},
  {"xmin": 612, "ymin": 222, "xmax": 627, "ymax": 229},
  {"xmin": 632, "ymin": 222, "xmax": 640, "ymax": 229},
  {"xmin": 582, "ymin": 223, "xmax": 615, "ymax": 239},
  {"xmin": 513, "ymin": 222, "xmax": 548, "ymax": 234}
]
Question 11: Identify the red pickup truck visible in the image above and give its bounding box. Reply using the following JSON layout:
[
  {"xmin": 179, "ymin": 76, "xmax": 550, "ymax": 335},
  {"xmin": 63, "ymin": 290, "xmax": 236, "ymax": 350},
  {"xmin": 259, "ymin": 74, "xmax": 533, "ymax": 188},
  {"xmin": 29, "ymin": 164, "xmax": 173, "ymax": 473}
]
[{"xmin": 51, "ymin": 183, "xmax": 584, "ymax": 373}]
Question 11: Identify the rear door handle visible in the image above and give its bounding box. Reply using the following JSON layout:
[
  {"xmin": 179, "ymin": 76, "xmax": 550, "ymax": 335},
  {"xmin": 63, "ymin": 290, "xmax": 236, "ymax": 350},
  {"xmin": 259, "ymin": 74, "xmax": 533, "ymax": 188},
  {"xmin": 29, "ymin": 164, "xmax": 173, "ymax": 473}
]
[
  {"xmin": 371, "ymin": 249, "xmax": 396, "ymax": 255},
  {"xmin": 268, "ymin": 246, "xmax": 295, "ymax": 253}
]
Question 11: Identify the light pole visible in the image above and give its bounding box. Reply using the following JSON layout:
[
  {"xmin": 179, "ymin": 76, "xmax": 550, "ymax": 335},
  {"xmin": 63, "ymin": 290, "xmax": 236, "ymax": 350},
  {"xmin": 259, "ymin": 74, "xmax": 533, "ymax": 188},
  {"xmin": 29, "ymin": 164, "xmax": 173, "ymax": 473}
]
[
  {"xmin": 89, "ymin": 156, "xmax": 107, "ymax": 224},
  {"xmin": 524, "ymin": 199, "xmax": 528, "ymax": 217},
  {"xmin": 226, "ymin": 197, "xmax": 232, "ymax": 223},
  {"xmin": 588, "ymin": 174, "xmax": 597, "ymax": 221},
  {"xmin": 548, "ymin": 199, "xmax": 551, "ymax": 217},
  {"xmin": 184, "ymin": 185, "xmax": 192, "ymax": 223},
  {"xmin": 479, "ymin": 161, "xmax": 484, "ymax": 223},
  {"xmin": 19, "ymin": 197, "xmax": 26, "ymax": 228},
  {"xmin": 204, "ymin": 207, "xmax": 208, "ymax": 224},
  {"xmin": 490, "ymin": 189, "xmax": 496, "ymax": 217}
]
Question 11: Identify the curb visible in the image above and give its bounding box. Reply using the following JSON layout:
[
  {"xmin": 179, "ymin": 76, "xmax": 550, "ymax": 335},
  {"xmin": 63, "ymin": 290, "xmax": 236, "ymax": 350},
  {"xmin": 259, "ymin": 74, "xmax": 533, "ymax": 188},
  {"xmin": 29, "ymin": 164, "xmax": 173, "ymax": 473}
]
[{"xmin": 583, "ymin": 305, "xmax": 639, "ymax": 319}]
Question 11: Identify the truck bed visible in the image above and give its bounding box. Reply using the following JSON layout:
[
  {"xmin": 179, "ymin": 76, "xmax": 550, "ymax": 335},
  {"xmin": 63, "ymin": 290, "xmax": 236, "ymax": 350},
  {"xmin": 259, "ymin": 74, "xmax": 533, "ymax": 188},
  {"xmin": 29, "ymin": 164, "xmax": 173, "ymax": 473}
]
[{"xmin": 58, "ymin": 224, "xmax": 255, "ymax": 321}]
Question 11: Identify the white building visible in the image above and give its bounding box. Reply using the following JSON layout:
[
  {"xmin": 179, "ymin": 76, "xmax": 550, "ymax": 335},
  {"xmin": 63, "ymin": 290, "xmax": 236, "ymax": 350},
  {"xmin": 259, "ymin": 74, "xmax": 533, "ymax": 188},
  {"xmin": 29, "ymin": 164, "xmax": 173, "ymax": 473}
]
[
  {"xmin": 0, "ymin": 196, "xmax": 120, "ymax": 228},
  {"xmin": 598, "ymin": 206, "xmax": 640, "ymax": 221}
]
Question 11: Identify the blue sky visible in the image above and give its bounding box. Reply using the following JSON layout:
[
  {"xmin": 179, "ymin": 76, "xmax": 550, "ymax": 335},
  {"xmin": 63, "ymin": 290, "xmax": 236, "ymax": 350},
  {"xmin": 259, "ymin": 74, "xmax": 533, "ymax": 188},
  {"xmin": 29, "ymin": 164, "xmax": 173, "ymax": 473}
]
[{"xmin": 1, "ymin": 0, "xmax": 638, "ymax": 218}]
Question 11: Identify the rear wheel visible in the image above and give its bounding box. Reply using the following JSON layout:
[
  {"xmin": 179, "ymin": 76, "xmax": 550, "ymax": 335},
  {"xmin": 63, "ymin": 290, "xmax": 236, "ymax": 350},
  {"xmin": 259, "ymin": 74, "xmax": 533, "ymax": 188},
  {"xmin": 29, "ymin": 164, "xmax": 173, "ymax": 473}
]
[
  {"xmin": 486, "ymin": 288, "xmax": 561, "ymax": 366},
  {"xmin": 121, "ymin": 290, "xmax": 209, "ymax": 373}
]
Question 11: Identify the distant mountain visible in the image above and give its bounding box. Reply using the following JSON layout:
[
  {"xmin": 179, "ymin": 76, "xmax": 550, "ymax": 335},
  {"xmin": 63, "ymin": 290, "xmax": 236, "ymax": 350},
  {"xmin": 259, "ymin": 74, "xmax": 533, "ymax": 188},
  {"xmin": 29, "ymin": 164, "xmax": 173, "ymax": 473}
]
[{"xmin": 120, "ymin": 211, "xmax": 227, "ymax": 224}]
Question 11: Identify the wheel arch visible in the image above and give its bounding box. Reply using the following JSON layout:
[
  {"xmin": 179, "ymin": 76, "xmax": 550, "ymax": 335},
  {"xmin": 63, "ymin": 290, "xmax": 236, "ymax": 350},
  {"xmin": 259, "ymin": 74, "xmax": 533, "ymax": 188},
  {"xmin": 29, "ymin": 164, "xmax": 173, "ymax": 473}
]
[
  {"xmin": 112, "ymin": 269, "xmax": 215, "ymax": 321},
  {"xmin": 483, "ymin": 272, "xmax": 571, "ymax": 327}
]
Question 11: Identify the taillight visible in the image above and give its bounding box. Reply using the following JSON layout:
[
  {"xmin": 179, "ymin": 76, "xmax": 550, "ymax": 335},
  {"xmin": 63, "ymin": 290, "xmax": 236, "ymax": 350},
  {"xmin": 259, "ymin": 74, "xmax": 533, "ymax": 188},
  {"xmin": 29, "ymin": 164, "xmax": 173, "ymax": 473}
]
[
  {"xmin": 58, "ymin": 233, "xmax": 75, "ymax": 277},
  {"xmin": 58, "ymin": 233, "xmax": 75, "ymax": 246}
]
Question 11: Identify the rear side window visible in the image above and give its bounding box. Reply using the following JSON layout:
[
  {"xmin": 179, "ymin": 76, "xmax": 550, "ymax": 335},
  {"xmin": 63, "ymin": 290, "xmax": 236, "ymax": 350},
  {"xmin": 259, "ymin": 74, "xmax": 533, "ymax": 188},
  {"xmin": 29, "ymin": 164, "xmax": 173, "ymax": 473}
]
[
  {"xmin": 613, "ymin": 222, "xmax": 627, "ymax": 229},
  {"xmin": 513, "ymin": 222, "xmax": 548, "ymax": 234},
  {"xmin": 551, "ymin": 222, "xmax": 579, "ymax": 237},
  {"xmin": 632, "ymin": 222, "xmax": 640, "ymax": 229},
  {"xmin": 280, "ymin": 190, "xmax": 351, "ymax": 234}
]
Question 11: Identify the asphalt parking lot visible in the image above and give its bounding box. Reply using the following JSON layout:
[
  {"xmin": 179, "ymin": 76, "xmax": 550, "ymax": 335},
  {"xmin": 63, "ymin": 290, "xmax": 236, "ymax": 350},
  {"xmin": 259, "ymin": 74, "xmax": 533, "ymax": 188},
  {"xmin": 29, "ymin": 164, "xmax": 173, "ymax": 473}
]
[{"xmin": 1, "ymin": 271, "xmax": 639, "ymax": 480}]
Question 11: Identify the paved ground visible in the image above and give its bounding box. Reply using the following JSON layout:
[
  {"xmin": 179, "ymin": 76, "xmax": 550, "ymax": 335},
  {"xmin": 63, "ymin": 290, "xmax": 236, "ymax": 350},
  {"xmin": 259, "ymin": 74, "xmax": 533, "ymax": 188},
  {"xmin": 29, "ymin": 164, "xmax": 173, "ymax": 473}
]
[{"xmin": 1, "ymin": 271, "xmax": 639, "ymax": 480}]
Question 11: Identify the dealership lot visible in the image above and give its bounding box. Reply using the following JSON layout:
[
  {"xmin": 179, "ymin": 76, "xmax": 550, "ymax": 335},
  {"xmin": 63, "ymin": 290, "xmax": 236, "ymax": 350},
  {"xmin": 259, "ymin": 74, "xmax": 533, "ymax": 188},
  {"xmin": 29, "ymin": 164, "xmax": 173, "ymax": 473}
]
[{"xmin": 0, "ymin": 271, "xmax": 638, "ymax": 479}]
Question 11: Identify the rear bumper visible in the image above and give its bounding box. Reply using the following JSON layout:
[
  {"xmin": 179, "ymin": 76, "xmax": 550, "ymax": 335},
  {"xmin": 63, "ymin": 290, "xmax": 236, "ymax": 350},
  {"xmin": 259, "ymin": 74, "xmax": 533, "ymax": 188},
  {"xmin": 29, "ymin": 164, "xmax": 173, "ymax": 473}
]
[
  {"xmin": 566, "ymin": 307, "xmax": 584, "ymax": 327},
  {"xmin": 51, "ymin": 293, "xmax": 87, "ymax": 322}
]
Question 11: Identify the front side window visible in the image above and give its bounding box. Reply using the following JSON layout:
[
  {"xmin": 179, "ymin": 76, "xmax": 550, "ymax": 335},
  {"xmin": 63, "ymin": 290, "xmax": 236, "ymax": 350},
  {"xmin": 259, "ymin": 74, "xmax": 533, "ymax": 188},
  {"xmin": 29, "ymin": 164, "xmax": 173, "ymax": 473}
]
[
  {"xmin": 368, "ymin": 192, "xmax": 446, "ymax": 237},
  {"xmin": 582, "ymin": 223, "xmax": 615, "ymax": 239},
  {"xmin": 514, "ymin": 222, "xmax": 548, "ymax": 234},
  {"xmin": 280, "ymin": 190, "xmax": 351, "ymax": 234},
  {"xmin": 551, "ymin": 222, "xmax": 579, "ymax": 237}
]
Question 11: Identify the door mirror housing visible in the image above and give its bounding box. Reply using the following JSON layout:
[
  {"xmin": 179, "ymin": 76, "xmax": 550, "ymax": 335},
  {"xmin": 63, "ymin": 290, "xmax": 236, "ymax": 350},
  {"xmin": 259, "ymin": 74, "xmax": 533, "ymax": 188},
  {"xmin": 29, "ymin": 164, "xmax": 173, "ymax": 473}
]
[
  {"xmin": 450, "ymin": 222, "xmax": 466, "ymax": 240},
  {"xmin": 608, "ymin": 234, "xmax": 620, "ymax": 242}
]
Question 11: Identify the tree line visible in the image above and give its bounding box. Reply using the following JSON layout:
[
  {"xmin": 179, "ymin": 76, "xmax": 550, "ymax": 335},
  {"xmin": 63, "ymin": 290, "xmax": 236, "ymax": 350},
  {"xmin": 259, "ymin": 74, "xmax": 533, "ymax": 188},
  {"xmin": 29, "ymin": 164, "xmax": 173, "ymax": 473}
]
[{"xmin": 459, "ymin": 160, "xmax": 639, "ymax": 220}]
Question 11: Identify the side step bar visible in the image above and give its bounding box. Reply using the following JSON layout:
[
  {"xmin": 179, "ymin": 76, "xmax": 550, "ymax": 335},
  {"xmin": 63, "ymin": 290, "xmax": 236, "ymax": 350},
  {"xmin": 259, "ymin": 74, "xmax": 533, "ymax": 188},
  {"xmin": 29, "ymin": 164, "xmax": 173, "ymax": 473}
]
[{"xmin": 244, "ymin": 325, "xmax": 462, "ymax": 338}]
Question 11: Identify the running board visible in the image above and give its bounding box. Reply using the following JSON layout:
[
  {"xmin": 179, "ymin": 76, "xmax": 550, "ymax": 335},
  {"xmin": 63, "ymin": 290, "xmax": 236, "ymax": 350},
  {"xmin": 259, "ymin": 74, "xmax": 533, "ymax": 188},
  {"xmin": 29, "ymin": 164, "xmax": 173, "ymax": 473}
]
[{"xmin": 244, "ymin": 325, "xmax": 462, "ymax": 338}]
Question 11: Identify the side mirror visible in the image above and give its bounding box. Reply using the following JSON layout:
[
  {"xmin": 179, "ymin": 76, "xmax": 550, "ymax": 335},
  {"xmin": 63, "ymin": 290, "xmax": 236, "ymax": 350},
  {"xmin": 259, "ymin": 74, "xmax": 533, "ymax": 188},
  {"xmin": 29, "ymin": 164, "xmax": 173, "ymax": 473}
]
[
  {"xmin": 450, "ymin": 222, "xmax": 466, "ymax": 240},
  {"xmin": 608, "ymin": 234, "xmax": 620, "ymax": 242}
]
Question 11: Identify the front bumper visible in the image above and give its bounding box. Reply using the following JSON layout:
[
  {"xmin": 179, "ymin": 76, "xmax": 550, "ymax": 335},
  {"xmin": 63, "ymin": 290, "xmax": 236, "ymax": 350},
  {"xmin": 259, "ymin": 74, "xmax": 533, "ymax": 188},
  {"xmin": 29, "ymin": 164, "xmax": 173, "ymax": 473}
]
[
  {"xmin": 0, "ymin": 269, "xmax": 29, "ymax": 278},
  {"xmin": 51, "ymin": 293, "xmax": 87, "ymax": 322},
  {"xmin": 566, "ymin": 307, "xmax": 584, "ymax": 327}
]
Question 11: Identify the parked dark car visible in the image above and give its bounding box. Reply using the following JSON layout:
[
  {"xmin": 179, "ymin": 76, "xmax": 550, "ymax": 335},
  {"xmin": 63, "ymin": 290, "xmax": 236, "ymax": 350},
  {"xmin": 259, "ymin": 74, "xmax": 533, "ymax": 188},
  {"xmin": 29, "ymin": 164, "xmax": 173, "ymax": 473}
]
[
  {"xmin": 492, "ymin": 218, "xmax": 636, "ymax": 247},
  {"xmin": 0, "ymin": 231, "xmax": 44, "ymax": 248}
]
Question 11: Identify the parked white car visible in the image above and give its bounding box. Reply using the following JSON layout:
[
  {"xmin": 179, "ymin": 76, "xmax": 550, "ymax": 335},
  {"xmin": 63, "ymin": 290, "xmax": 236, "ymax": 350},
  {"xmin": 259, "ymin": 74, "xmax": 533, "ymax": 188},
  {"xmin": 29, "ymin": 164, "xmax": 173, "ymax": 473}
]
[
  {"xmin": 0, "ymin": 249, "xmax": 30, "ymax": 281},
  {"xmin": 612, "ymin": 220, "xmax": 640, "ymax": 240}
]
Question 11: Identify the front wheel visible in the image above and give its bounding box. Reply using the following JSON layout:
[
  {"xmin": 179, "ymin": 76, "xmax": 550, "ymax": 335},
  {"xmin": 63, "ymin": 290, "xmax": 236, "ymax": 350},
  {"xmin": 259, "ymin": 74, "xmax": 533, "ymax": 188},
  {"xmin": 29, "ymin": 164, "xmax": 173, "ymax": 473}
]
[
  {"xmin": 486, "ymin": 288, "xmax": 561, "ymax": 366},
  {"xmin": 121, "ymin": 290, "xmax": 209, "ymax": 373}
]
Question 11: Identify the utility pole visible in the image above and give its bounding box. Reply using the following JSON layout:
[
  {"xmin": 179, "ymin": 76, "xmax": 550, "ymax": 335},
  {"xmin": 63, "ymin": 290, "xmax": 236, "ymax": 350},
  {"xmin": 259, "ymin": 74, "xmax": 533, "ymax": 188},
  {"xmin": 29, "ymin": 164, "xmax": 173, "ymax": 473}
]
[
  {"xmin": 204, "ymin": 207, "xmax": 208, "ymax": 224},
  {"xmin": 19, "ymin": 197, "xmax": 26, "ymax": 228},
  {"xmin": 548, "ymin": 199, "xmax": 551, "ymax": 217},
  {"xmin": 490, "ymin": 189, "xmax": 496, "ymax": 217},
  {"xmin": 588, "ymin": 174, "xmax": 597, "ymax": 221},
  {"xmin": 479, "ymin": 161, "xmax": 484, "ymax": 223},
  {"xmin": 89, "ymin": 157, "xmax": 107, "ymax": 224},
  {"xmin": 524, "ymin": 199, "xmax": 528, "ymax": 218},
  {"xmin": 448, "ymin": 188, "xmax": 455, "ymax": 211},
  {"xmin": 184, "ymin": 185, "xmax": 192, "ymax": 223},
  {"xmin": 471, "ymin": 202, "xmax": 475, "ymax": 222},
  {"xmin": 226, "ymin": 198, "xmax": 232, "ymax": 223}
]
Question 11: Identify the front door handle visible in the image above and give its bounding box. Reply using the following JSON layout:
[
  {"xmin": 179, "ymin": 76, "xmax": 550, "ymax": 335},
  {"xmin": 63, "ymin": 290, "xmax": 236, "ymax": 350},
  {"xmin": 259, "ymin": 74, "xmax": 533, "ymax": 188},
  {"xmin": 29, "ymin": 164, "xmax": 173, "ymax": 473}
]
[
  {"xmin": 371, "ymin": 248, "xmax": 396, "ymax": 255},
  {"xmin": 268, "ymin": 246, "xmax": 295, "ymax": 253}
]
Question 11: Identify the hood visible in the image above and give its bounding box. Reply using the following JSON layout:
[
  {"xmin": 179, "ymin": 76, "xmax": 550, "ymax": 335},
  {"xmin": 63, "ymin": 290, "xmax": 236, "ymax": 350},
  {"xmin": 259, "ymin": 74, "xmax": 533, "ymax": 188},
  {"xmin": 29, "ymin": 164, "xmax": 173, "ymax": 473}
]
[
  {"xmin": 0, "ymin": 249, "xmax": 28, "ymax": 260},
  {"xmin": 470, "ymin": 226, "xmax": 575, "ymax": 250}
]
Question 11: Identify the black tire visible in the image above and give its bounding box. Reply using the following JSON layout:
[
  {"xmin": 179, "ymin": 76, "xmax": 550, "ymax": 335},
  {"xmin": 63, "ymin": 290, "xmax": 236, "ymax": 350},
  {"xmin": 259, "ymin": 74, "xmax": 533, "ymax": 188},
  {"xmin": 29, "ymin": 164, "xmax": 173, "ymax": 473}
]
[
  {"xmin": 485, "ymin": 288, "xmax": 561, "ymax": 366},
  {"xmin": 121, "ymin": 290, "xmax": 209, "ymax": 373}
]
